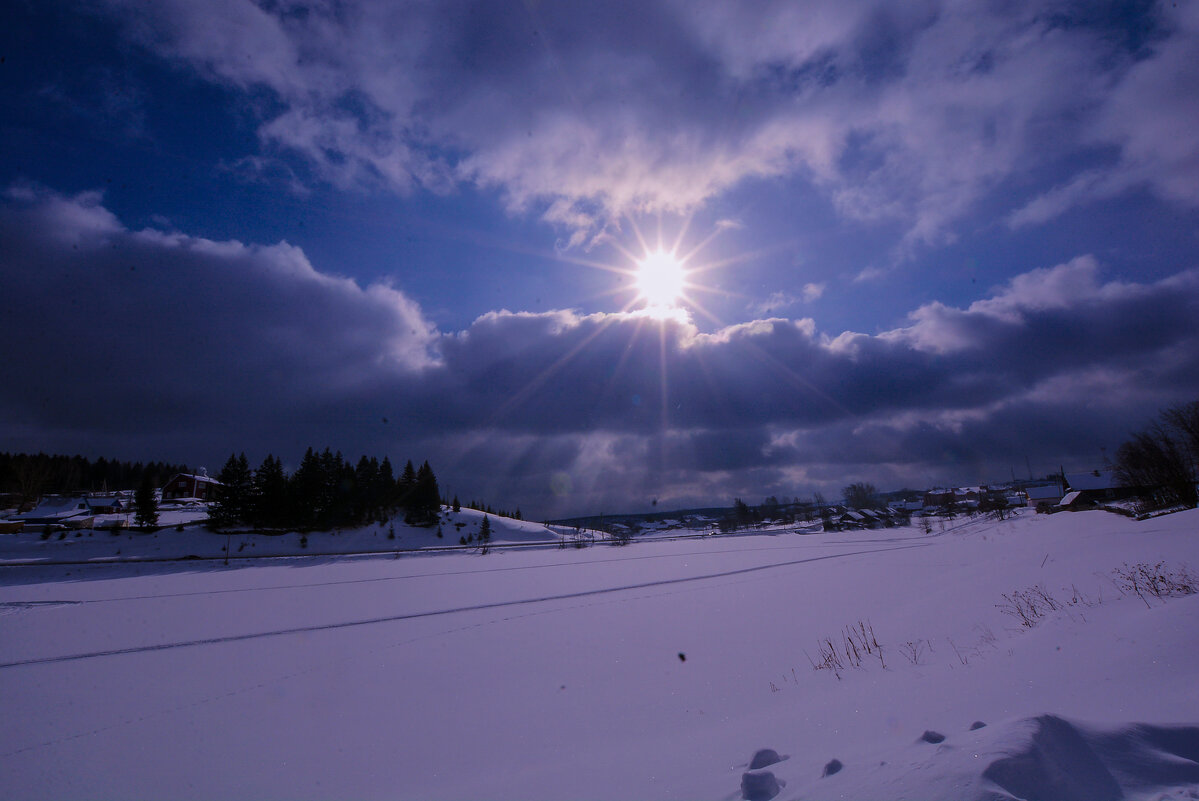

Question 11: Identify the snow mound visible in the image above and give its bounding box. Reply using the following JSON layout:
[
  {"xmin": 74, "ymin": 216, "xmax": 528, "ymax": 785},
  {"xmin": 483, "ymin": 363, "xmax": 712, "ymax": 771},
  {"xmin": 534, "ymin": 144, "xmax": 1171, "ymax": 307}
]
[
  {"xmin": 784, "ymin": 715, "xmax": 1199, "ymax": 800},
  {"xmin": 982, "ymin": 715, "xmax": 1123, "ymax": 801},
  {"xmin": 983, "ymin": 715, "xmax": 1199, "ymax": 800}
]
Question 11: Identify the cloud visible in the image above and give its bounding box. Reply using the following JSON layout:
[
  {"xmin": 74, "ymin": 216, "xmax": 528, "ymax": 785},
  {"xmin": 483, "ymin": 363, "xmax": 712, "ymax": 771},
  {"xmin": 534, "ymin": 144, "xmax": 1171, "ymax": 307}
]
[
  {"xmin": 3, "ymin": 188, "xmax": 1198, "ymax": 515},
  {"xmin": 89, "ymin": 0, "xmax": 1196, "ymax": 252},
  {"xmin": 1010, "ymin": 1, "xmax": 1199, "ymax": 227},
  {"xmin": 749, "ymin": 283, "xmax": 825, "ymax": 315},
  {"xmin": 0, "ymin": 185, "xmax": 437, "ymax": 460}
]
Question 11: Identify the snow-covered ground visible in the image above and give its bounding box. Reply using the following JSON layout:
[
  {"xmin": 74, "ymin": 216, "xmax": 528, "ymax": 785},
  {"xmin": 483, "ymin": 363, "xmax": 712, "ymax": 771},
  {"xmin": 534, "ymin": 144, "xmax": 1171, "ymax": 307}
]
[{"xmin": 1, "ymin": 508, "xmax": 1197, "ymax": 799}]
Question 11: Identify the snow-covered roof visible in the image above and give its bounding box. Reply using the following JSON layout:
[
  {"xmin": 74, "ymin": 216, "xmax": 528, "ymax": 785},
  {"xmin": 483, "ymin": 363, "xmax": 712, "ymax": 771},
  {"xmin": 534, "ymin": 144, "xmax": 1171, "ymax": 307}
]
[
  {"xmin": 169, "ymin": 473, "xmax": 223, "ymax": 485},
  {"xmin": 11, "ymin": 496, "xmax": 91, "ymax": 521},
  {"xmin": 1065, "ymin": 470, "xmax": 1118, "ymax": 492},
  {"xmin": 1027, "ymin": 485, "xmax": 1063, "ymax": 501},
  {"xmin": 1059, "ymin": 491, "xmax": 1083, "ymax": 506}
]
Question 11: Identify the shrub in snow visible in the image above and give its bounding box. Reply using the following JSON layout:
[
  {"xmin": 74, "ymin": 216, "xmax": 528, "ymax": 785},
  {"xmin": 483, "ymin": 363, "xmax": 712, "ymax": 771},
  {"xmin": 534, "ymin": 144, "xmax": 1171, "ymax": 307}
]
[
  {"xmin": 822, "ymin": 758, "xmax": 843, "ymax": 777},
  {"xmin": 1112, "ymin": 561, "xmax": 1197, "ymax": 607},
  {"xmin": 920, "ymin": 730, "xmax": 946, "ymax": 744},
  {"xmin": 997, "ymin": 584, "xmax": 1061, "ymax": 628}
]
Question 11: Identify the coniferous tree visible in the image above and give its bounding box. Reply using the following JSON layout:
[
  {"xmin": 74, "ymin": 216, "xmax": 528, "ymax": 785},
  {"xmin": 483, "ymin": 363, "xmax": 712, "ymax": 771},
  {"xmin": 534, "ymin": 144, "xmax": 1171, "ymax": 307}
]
[
  {"xmin": 212, "ymin": 453, "xmax": 252, "ymax": 527},
  {"xmin": 317, "ymin": 448, "xmax": 340, "ymax": 524},
  {"xmin": 397, "ymin": 460, "xmax": 417, "ymax": 510},
  {"xmin": 452, "ymin": 495, "xmax": 460, "ymax": 513},
  {"xmin": 354, "ymin": 455, "xmax": 378, "ymax": 521},
  {"xmin": 416, "ymin": 461, "xmax": 440, "ymax": 512},
  {"xmin": 134, "ymin": 472, "xmax": 159, "ymax": 528},
  {"xmin": 405, "ymin": 461, "xmax": 440, "ymax": 524},
  {"xmin": 378, "ymin": 456, "xmax": 396, "ymax": 511},
  {"xmin": 290, "ymin": 447, "xmax": 323, "ymax": 528},
  {"xmin": 252, "ymin": 454, "xmax": 288, "ymax": 528},
  {"xmin": 479, "ymin": 515, "xmax": 491, "ymax": 554}
]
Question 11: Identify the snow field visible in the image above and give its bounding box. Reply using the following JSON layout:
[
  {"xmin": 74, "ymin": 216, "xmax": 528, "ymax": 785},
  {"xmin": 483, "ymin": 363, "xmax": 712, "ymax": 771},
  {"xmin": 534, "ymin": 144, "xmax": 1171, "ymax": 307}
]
[{"xmin": 1, "ymin": 508, "xmax": 1197, "ymax": 799}]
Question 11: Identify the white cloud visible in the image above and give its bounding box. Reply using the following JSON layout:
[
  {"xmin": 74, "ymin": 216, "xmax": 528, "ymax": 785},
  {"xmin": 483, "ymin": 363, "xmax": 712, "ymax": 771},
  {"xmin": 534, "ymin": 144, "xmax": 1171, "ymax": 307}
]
[
  {"xmin": 1010, "ymin": 1, "xmax": 1199, "ymax": 226},
  {"xmin": 91, "ymin": 0, "xmax": 1197, "ymax": 253},
  {"xmin": 750, "ymin": 283, "xmax": 824, "ymax": 314}
]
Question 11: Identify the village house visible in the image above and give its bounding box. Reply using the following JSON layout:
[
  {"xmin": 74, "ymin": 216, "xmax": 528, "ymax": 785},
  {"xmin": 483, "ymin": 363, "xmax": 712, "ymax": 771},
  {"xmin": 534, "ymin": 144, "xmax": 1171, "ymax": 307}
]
[
  {"xmin": 84, "ymin": 494, "xmax": 126, "ymax": 514},
  {"xmin": 161, "ymin": 471, "xmax": 221, "ymax": 502},
  {"xmin": 1063, "ymin": 469, "xmax": 1137, "ymax": 503}
]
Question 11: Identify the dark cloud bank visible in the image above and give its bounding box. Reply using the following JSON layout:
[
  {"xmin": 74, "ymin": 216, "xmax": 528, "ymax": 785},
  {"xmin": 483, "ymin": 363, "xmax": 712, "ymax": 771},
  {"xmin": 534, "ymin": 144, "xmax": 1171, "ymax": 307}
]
[{"xmin": 4, "ymin": 187, "xmax": 1197, "ymax": 517}]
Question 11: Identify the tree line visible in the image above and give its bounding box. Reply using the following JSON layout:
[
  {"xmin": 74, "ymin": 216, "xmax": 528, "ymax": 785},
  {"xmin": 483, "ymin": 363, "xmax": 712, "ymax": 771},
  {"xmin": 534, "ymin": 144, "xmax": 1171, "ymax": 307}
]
[
  {"xmin": 210, "ymin": 448, "xmax": 442, "ymax": 531},
  {"xmin": 0, "ymin": 452, "xmax": 190, "ymax": 507}
]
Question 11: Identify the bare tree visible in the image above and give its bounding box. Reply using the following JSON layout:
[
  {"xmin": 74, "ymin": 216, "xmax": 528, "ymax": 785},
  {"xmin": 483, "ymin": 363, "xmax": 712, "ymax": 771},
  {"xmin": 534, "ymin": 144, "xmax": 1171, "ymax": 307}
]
[
  {"xmin": 1115, "ymin": 401, "xmax": 1199, "ymax": 509},
  {"xmin": 842, "ymin": 482, "xmax": 879, "ymax": 510}
]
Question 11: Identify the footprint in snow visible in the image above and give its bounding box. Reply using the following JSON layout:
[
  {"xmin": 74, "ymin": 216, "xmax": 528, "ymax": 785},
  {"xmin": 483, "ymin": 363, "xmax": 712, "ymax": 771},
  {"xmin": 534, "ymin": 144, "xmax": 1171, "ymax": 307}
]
[{"xmin": 740, "ymin": 749, "xmax": 787, "ymax": 801}]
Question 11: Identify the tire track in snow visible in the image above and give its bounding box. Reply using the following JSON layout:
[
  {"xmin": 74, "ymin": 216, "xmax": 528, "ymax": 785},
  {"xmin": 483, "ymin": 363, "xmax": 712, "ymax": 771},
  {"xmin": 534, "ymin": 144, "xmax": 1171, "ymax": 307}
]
[{"xmin": 0, "ymin": 541, "xmax": 931, "ymax": 670}]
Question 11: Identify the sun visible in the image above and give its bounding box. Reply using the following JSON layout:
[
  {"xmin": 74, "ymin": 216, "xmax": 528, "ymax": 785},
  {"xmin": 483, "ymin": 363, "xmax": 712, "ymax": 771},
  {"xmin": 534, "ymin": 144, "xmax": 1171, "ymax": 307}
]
[{"xmin": 635, "ymin": 249, "xmax": 687, "ymax": 309}]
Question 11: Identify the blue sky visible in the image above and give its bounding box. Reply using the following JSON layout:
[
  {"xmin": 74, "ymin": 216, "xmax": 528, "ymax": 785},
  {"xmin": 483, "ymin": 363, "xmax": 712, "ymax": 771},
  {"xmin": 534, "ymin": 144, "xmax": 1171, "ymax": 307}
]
[{"xmin": 2, "ymin": 0, "xmax": 1198, "ymax": 517}]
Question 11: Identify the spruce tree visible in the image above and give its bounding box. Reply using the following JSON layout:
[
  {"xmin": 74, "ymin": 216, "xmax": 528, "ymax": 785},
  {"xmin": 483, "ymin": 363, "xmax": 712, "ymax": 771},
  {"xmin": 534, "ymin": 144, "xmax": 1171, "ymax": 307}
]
[
  {"xmin": 212, "ymin": 453, "xmax": 252, "ymax": 527},
  {"xmin": 252, "ymin": 455, "xmax": 288, "ymax": 528},
  {"xmin": 405, "ymin": 461, "xmax": 440, "ymax": 525},
  {"xmin": 398, "ymin": 460, "xmax": 417, "ymax": 509},
  {"xmin": 290, "ymin": 447, "xmax": 322, "ymax": 528},
  {"xmin": 134, "ymin": 472, "xmax": 159, "ymax": 528},
  {"xmin": 378, "ymin": 456, "xmax": 396, "ymax": 511},
  {"xmin": 479, "ymin": 515, "xmax": 491, "ymax": 554}
]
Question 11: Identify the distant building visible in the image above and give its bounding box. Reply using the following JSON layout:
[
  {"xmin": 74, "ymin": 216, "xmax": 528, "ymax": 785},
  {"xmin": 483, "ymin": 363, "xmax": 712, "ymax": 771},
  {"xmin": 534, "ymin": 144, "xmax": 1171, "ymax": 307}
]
[
  {"xmin": 84, "ymin": 495, "xmax": 125, "ymax": 514},
  {"xmin": 162, "ymin": 472, "xmax": 221, "ymax": 502},
  {"xmin": 924, "ymin": 489, "xmax": 954, "ymax": 508},
  {"xmin": 1026, "ymin": 484, "xmax": 1065, "ymax": 510}
]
